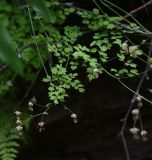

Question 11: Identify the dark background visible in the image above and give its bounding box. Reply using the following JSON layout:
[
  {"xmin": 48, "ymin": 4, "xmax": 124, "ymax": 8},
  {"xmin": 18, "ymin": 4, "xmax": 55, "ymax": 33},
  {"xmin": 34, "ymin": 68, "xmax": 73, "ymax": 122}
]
[{"xmin": 18, "ymin": 0, "xmax": 152, "ymax": 160}]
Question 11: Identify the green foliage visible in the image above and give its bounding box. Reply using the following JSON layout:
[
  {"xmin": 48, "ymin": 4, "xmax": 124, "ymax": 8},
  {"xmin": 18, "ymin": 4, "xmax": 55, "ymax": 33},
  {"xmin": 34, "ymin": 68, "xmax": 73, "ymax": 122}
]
[
  {"xmin": 0, "ymin": 126, "xmax": 20, "ymax": 160},
  {"xmin": 0, "ymin": 70, "xmax": 13, "ymax": 96},
  {"xmin": 0, "ymin": 23, "xmax": 22, "ymax": 74},
  {"xmin": 29, "ymin": 0, "xmax": 51, "ymax": 20},
  {"xmin": 0, "ymin": 0, "xmax": 148, "ymax": 104},
  {"xmin": 0, "ymin": 0, "xmax": 149, "ymax": 107},
  {"xmin": 43, "ymin": 65, "xmax": 85, "ymax": 104},
  {"xmin": 0, "ymin": 102, "xmax": 21, "ymax": 160}
]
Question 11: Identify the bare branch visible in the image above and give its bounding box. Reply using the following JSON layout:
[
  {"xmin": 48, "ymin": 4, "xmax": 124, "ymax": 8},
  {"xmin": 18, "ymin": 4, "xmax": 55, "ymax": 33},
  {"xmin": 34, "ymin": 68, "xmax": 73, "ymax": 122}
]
[
  {"xmin": 113, "ymin": 21, "xmax": 152, "ymax": 36},
  {"xmin": 0, "ymin": 64, "xmax": 7, "ymax": 73},
  {"xmin": 62, "ymin": 2, "xmax": 152, "ymax": 37},
  {"xmin": 18, "ymin": 43, "xmax": 45, "ymax": 57},
  {"xmin": 118, "ymin": 38, "xmax": 152, "ymax": 160},
  {"xmin": 124, "ymin": 0, "xmax": 152, "ymax": 18}
]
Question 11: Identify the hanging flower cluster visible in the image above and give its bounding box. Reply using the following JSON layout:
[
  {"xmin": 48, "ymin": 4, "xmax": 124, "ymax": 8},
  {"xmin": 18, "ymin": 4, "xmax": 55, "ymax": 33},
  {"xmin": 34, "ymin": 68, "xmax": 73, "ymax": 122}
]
[
  {"xmin": 129, "ymin": 96, "xmax": 148, "ymax": 141},
  {"xmin": 14, "ymin": 111, "xmax": 23, "ymax": 135}
]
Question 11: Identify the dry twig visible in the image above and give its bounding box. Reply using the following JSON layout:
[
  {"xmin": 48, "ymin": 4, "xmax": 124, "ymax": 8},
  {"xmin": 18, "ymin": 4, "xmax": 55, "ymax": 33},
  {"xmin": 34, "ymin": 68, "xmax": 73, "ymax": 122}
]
[
  {"xmin": 62, "ymin": 2, "xmax": 152, "ymax": 37},
  {"xmin": 118, "ymin": 38, "xmax": 152, "ymax": 160},
  {"xmin": 124, "ymin": 0, "xmax": 152, "ymax": 18}
]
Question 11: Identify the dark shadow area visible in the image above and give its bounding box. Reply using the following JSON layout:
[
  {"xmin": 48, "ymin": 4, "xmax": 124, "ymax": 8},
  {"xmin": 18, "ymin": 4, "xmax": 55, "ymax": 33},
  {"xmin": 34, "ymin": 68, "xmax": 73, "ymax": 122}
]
[{"xmin": 18, "ymin": 75, "xmax": 152, "ymax": 160}]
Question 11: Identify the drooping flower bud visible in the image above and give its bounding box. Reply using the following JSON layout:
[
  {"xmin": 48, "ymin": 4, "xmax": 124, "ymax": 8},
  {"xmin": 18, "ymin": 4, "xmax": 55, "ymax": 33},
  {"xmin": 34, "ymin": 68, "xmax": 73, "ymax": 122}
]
[
  {"xmin": 131, "ymin": 109, "xmax": 139, "ymax": 121},
  {"xmin": 137, "ymin": 101, "xmax": 143, "ymax": 108},
  {"xmin": 93, "ymin": 69, "xmax": 99, "ymax": 79},
  {"xmin": 16, "ymin": 125, "xmax": 23, "ymax": 132},
  {"xmin": 141, "ymin": 130, "xmax": 148, "ymax": 141},
  {"xmin": 129, "ymin": 46, "xmax": 138, "ymax": 58},
  {"xmin": 129, "ymin": 127, "xmax": 140, "ymax": 140},
  {"xmin": 28, "ymin": 101, "xmax": 33, "ymax": 107},
  {"xmin": 136, "ymin": 96, "xmax": 143, "ymax": 108},
  {"xmin": 141, "ymin": 130, "xmax": 147, "ymax": 136},
  {"xmin": 71, "ymin": 113, "xmax": 78, "ymax": 124},
  {"xmin": 71, "ymin": 113, "xmax": 77, "ymax": 119},
  {"xmin": 136, "ymin": 96, "xmax": 142, "ymax": 102},
  {"xmin": 122, "ymin": 41, "xmax": 128, "ymax": 53},
  {"xmin": 30, "ymin": 96, "xmax": 37, "ymax": 104},
  {"xmin": 28, "ymin": 101, "xmax": 34, "ymax": 111},
  {"xmin": 16, "ymin": 119, "xmax": 22, "ymax": 125},
  {"xmin": 131, "ymin": 109, "xmax": 139, "ymax": 115},
  {"xmin": 74, "ymin": 119, "xmax": 78, "ymax": 124},
  {"xmin": 130, "ymin": 127, "xmax": 139, "ymax": 134},
  {"xmin": 14, "ymin": 111, "xmax": 21, "ymax": 116},
  {"xmin": 129, "ymin": 46, "xmax": 138, "ymax": 54},
  {"xmin": 37, "ymin": 122, "xmax": 45, "ymax": 132}
]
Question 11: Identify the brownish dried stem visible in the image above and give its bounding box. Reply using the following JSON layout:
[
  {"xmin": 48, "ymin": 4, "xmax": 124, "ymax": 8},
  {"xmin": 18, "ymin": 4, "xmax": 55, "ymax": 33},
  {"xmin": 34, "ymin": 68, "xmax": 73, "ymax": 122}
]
[
  {"xmin": 113, "ymin": 21, "xmax": 152, "ymax": 36},
  {"xmin": 62, "ymin": 2, "xmax": 152, "ymax": 37},
  {"xmin": 118, "ymin": 38, "xmax": 152, "ymax": 160},
  {"xmin": 124, "ymin": 0, "xmax": 152, "ymax": 18}
]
